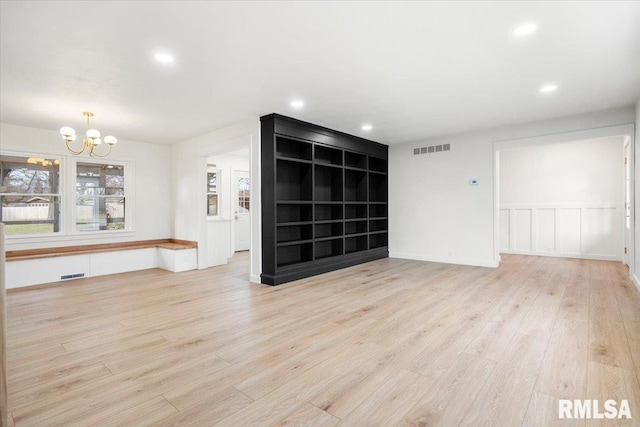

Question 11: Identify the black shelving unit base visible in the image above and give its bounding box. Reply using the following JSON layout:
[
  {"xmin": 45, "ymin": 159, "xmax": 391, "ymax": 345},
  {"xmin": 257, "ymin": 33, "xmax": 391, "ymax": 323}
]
[{"xmin": 261, "ymin": 247, "xmax": 388, "ymax": 285}]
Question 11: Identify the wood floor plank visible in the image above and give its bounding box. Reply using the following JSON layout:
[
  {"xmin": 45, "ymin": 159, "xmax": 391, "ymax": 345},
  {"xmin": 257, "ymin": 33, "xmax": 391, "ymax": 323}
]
[
  {"xmin": 337, "ymin": 369, "xmax": 433, "ymax": 427},
  {"xmin": 586, "ymin": 362, "xmax": 640, "ymax": 427},
  {"xmin": 274, "ymin": 404, "xmax": 340, "ymax": 427},
  {"xmin": 523, "ymin": 391, "xmax": 585, "ymax": 427},
  {"xmin": 589, "ymin": 290, "xmax": 635, "ymax": 371},
  {"xmin": 76, "ymin": 395, "xmax": 178, "ymax": 427},
  {"xmin": 162, "ymin": 387, "xmax": 254, "ymax": 426},
  {"xmin": 535, "ymin": 318, "xmax": 588, "ymax": 399},
  {"xmin": 459, "ymin": 333, "xmax": 548, "ymax": 426},
  {"xmin": 400, "ymin": 353, "xmax": 496, "ymax": 426},
  {"xmin": 5, "ymin": 253, "xmax": 639, "ymax": 426},
  {"xmin": 308, "ymin": 326, "xmax": 436, "ymax": 419},
  {"xmin": 557, "ymin": 284, "xmax": 591, "ymax": 323},
  {"xmin": 464, "ymin": 278, "xmax": 540, "ymax": 361}
]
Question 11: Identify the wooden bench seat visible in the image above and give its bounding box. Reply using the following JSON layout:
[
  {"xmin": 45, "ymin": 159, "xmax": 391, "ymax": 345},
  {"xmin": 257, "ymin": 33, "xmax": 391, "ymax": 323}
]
[{"xmin": 6, "ymin": 239, "xmax": 197, "ymax": 261}]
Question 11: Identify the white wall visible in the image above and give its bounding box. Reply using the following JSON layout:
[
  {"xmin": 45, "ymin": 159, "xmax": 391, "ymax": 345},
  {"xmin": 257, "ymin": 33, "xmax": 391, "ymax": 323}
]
[
  {"xmin": 389, "ymin": 106, "xmax": 636, "ymax": 268},
  {"xmin": 171, "ymin": 118, "xmax": 261, "ymax": 282},
  {"xmin": 0, "ymin": 123, "xmax": 172, "ymax": 251},
  {"xmin": 499, "ymin": 137, "xmax": 624, "ymax": 260}
]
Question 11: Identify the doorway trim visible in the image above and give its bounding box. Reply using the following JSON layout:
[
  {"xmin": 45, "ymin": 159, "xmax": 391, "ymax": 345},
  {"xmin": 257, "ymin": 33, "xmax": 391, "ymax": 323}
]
[{"xmin": 493, "ymin": 123, "xmax": 636, "ymax": 280}]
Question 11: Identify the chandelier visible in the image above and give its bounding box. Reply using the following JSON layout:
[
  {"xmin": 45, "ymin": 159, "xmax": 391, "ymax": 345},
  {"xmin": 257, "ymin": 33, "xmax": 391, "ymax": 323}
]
[{"xmin": 59, "ymin": 112, "xmax": 117, "ymax": 157}]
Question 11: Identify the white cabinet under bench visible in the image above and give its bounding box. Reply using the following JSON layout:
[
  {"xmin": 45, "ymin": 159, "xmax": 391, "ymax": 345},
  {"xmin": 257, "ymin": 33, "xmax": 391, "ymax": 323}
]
[{"xmin": 5, "ymin": 239, "xmax": 197, "ymax": 289}]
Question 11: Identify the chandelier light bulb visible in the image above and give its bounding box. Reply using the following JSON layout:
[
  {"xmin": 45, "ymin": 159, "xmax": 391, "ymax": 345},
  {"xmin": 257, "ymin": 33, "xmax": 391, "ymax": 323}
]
[
  {"xmin": 86, "ymin": 129, "xmax": 100, "ymax": 139},
  {"xmin": 93, "ymin": 138, "xmax": 102, "ymax": 145},
  {"xmin": 60, "ymin": 126, "xmax": 75, "ymax": 137},
  {"xmin": 68, "ymin": 134, "xmax": 77, "ymax": 142},
  {"xmin": 104, "ymin": 135, "xmax": 117, "ymax": 145}
]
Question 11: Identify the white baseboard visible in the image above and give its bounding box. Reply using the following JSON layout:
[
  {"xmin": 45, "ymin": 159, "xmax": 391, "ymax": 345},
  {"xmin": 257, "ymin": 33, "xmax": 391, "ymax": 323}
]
[
  {"xmin": 250, "ymin": 274, "xmax": 261, "ymax": 284},
  {"xmin": 632, "ymin": 274, "xmax": 640, "ymax": 294},
  {"xmin": 500, "ymin": 250, "xmax": 621, "ymax": 262},
  {"xmin": 389, "ymin": 252, "xmax": 498, "ymax": 268}
]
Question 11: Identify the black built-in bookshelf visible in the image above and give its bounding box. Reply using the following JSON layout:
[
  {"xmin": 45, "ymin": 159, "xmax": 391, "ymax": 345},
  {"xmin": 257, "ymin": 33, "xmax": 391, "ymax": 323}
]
[{"xmin": 261, "ymin": 114, "xmax": 389, "ymax": 285}]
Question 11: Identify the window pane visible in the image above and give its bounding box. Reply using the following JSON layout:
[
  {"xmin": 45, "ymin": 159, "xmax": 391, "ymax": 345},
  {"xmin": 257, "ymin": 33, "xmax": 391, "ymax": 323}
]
[
  {"xmin": 208, "ymin": 194, "xmax": 218, "ymax": 216},
  {"xmin": 76, "ymin": 196, "xmax": 125, "ymax": 231},
  {"xmin": 0, "ymin": 155, "xmax": 61, "ymax": 234},
  {"xmin": 1, "ymin": 195, "xmax": 60, "ymax": 234},
  {"xmin": 76, "ymin": 162, "xmax": 125, "ymax": 231},
  {"xmin": 1, "ymin": 155, "xmax": 60, "ymax": 194},
  {"xmin": 238, "ymin": 177, "xmax": 250, "ymax": 213},
  {"xmin": 207, "ymin": 171, "xmax": 218, "ymax": 193}
]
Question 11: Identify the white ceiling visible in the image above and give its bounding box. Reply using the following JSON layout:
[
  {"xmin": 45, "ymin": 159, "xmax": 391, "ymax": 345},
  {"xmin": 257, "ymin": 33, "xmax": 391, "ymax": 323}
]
[{"xmin": 1, "ymin": 1, "xmax": 639, "ymax": 146}]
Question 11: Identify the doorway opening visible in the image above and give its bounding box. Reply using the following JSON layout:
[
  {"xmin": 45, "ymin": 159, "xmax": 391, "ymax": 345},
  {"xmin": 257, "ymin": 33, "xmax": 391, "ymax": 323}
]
[
  {"xmin": 201, "ymin": 143, "xmax": 252, "ymax": 278},
  {"xmin": 493, "ymin": 124, "xmax": 635, "ymax": 279}
]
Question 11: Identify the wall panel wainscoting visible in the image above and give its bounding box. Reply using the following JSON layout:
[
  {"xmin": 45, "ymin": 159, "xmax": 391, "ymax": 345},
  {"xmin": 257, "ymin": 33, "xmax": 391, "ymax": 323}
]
[{"xmin": 500, "ymin": 204, "xmax": 623, "ymax": 260}]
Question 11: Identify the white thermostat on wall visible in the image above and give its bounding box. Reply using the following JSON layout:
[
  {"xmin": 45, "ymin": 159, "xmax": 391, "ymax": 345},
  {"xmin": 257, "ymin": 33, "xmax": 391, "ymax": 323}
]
[{"xmin": 469, "ymin": 179, "xmax": 479, "ymax": 186}]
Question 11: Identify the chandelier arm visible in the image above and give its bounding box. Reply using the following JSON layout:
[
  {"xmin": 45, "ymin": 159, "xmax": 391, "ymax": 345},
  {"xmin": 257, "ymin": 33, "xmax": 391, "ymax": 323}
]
[
  {"xmin": 89, "ymin": 143, "xmax": 112, "ymax": 158},
  {"xmin": 66, "ymin": 139, "xmax": 87, "ymax": 156}
]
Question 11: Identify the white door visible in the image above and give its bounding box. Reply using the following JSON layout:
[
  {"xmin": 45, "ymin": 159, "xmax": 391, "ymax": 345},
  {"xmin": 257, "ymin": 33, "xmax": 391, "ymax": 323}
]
[{"xmin": 233, "ymin": 170, "xmax": 250, "ymax": 252}]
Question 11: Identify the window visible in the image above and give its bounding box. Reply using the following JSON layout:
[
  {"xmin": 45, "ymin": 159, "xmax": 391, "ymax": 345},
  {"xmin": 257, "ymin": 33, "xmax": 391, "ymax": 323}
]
[
  {"xmin": 76, "ymin": 162, "xmax": 125, "ymax": 231},
  {"xmin": 207, "ymin": 168, "xmax": 220, "ymax": 216},
  {"xmin": 0, "ymin": 155, "xmax": 61, "ymax": 235},
  {"xmin": 238, "ymin": 176, "xmax": 250, "ymax": 213}
]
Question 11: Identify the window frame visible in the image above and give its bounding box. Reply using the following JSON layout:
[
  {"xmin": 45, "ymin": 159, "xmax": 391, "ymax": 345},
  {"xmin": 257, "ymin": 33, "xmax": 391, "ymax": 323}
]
[
  {"xmin": 0, "ymin": 150, "xmax": 65, "ymax": 239},
  {"xmin": 0, "ymin": 147, "xmax": 136, "ymax": 243},
  {"xmin": 70, "ymin": 157, "xmax": 133, "ymax": 235},
  {"xmin": 207, "ymin": 167, "xmax": 221, "ymax": 217}
]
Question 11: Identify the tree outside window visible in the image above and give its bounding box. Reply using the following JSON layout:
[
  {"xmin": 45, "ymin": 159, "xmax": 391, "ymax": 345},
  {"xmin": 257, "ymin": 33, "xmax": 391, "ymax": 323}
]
[
  {"xmin": 0, "ymin": 155, "xmax": 61, "ymax": 235},
  {"xmin": 76, "ymin": 162, "xmax": 125, "ymax": 231}
]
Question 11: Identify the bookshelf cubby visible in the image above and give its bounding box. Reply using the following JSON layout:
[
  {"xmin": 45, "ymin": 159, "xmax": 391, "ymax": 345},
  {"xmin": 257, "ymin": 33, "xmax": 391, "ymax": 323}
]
[
  {"xmin": 276, "ymin": 159, "xmax": 312, "ymax": 201},
  {"xmin": 315, "ymin": 204, "xmax": 343, "ymax": 221},
  {"xmin": 369, "ymin": 232, "xmax": 388, "ymax": 250},
  {"xmin": 368, "ymin": 172, "xmax": 387, "ymax": 203},
  {"xmin": 345, "ymin": 151, "xmax": 367, "ymax": 169},
  {"xmin": 344, "ymin": 170, "xmax": 367, "ymax": 202},
  {"xmin": 315, "ymin": 165, "xmax": 343, "ymax": 201},
  {"xmin": 345, "ymin": 220, "xmax": 367, "ymax": 235},
  {"xmin": 345, "ymin": 203, "xmax": 367, "ymax": 220},
  {"xmin": 345, "ymin": 235, "xmax": 368, "ymax": 254},
  {"xmin": 277, "ymin": 243, "xmax": 313, "ymax": 268},
  {"xmin": 277, "ymin": 203, "xmax": 313, "ymax": 224},
  {"xmin": 315, "ymin": 222, "xmax": 343, "ymax": 239},
  {"xmin": 315, "ymin": 145, "xmax": 343, "ymax": 165},
  {"xmin": 315, "ymin": 238, "xmax": 344, "ymax": 260},
  {"xmin": 369, "ymin": 204, "xmax": 387, "ymax": 219},
  {"xmin": 277, "ymin": 224, "xmax": 313, "ymax": 244},
  {"xmin": 369, "ymin": 219, "xmax": 388, "ymax": 233},
  {"xmin": 262, "ymin": 114, "xmax": 388, "ymax": 285},
  {"xmin": 277, "ymin": 136, "xmax": 312, "ymax": 161}
]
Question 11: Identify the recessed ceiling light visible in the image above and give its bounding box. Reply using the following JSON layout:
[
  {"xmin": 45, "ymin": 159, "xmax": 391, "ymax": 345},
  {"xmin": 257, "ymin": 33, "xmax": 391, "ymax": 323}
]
[
  {"xmin": 361, "ymin": 124, "xmax": 373, "ymax": 131},
  {"xmin": 290, "ymin": 99, "xmax": 304, "ymax": 109},
  {"xmin": 513, "ymin": 23, "xmax": 537, "ymax": 37},
  {"xmin": 540, "ymin": 84, "xmax": 558, "ymax": 93},
  {"xmin": 154, "ymin": 53, "xmax": 174, "ymax": 63}
]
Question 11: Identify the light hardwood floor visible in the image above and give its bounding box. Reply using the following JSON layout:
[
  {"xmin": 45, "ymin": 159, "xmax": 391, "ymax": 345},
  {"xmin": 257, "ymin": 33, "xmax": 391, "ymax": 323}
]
[{"xmin": 6, "ymin": 254, "xmax": 640, "ymax": 426}]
